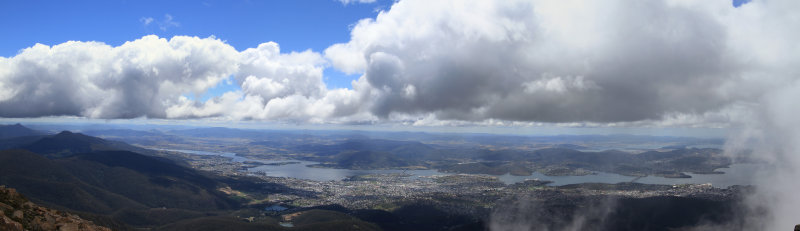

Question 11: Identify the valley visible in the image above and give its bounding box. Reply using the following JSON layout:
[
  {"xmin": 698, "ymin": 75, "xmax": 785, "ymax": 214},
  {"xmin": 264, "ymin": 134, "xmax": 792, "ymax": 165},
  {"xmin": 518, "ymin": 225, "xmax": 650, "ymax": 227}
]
[{"xmin": 0, "ymin": 123, "xmax": 755, "ymax": 230}]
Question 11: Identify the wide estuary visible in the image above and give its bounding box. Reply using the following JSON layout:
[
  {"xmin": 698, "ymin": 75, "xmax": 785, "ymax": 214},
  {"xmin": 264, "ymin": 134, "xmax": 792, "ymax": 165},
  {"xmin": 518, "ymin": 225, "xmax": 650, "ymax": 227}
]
[{"xmin": 168, "ymin": 149, "xmax": 763, "ymax": 188}]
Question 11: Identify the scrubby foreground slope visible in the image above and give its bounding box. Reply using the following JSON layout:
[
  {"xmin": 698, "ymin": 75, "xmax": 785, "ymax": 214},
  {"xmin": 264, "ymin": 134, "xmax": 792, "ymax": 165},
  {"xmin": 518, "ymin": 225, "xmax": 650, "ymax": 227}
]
[{"xmin": 0, "ymin": 185, "xmax": 110, "ymax": 231}]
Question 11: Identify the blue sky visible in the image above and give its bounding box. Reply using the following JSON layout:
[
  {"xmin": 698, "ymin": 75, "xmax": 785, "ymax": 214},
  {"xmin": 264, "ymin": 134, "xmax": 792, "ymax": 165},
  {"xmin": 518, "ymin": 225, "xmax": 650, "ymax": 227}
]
[
  {"xmin": 732, "ymin": 0, "xmax": 751, "ymax": 7},
  {"xmin": 0, "ymin": 0, "xmax": 380, "ymax": 91},
  {"xmin": 0, "ymin": 0, "xmax": 785, "ymax": 138},
  {"xmin": 0, "ymin": 0, "xmax": 751, "ymax": 95}
]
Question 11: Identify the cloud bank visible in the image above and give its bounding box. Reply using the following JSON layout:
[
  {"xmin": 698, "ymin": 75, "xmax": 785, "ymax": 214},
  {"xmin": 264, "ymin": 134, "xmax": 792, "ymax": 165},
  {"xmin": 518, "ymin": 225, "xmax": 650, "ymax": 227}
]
[
  {"xmin": 2, "ymin": 0, "xmax": 800, "ymax": 228},
  {"xmin": 326, "ymin": 0, "xmax": 769, "ymax": 124},
  {"xmin": 0, "ymin": 0, "xmax": 796, "ymax": 128},
  {"xmin": 0, "ymin": 35, "xmax": 372, "ymax": 123},
  {"xmin": 0, "ymin": 35, "xmax": 238, "ymax": 119}
]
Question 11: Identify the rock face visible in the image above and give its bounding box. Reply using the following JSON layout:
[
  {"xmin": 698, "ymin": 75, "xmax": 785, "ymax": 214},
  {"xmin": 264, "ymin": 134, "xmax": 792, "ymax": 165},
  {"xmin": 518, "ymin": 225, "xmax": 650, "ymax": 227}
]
[{"xmin": 0, "ymin": 185, "xmax": 110, "ymax": 231}]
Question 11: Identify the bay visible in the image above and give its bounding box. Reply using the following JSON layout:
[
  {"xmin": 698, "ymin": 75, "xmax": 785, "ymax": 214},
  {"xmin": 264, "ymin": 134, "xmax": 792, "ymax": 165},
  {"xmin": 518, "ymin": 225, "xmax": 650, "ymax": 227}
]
[{"xmin": 168, "ymin": 149, "xmax": 762, "ymax": 188}]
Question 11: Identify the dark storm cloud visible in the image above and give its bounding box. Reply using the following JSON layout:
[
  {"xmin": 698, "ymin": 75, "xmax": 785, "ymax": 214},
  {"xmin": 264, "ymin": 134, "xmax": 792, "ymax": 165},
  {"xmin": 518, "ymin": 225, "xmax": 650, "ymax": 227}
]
[
  {"xmin": 328, "ymin": 0, "xmax": 743, "ymax": 123},
  {"xmin": 1, "ymin": 0, "xmax": 798, "ymax": 130}
]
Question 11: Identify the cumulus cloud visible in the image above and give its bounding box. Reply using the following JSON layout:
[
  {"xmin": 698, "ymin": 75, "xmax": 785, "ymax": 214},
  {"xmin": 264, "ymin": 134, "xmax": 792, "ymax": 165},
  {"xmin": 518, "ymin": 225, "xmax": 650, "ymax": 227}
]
[
  {"xmin": 164, "ymin": 41, "xmax": 374, "ymax": 122},
  {"xmin": 325, "ymin": 0, "xmax": 763, "ymax": 123},
  {"xmin": 3, "ymin": 0, "xmax": 800, "ymax": 228},
  {"xmin": 0, "ymin": 35, "xmax": 238, "ymax": 119},
  {"xmin": 0, "ymin": 34, "xmax": 372, "ymax": 123},
  {"xmin": 1, "ymin": 0, "xmax": 799, "ymax": 129},
  {"xmin": 238, "ymin": 43, "xmax": 327, "ymax": 100}
]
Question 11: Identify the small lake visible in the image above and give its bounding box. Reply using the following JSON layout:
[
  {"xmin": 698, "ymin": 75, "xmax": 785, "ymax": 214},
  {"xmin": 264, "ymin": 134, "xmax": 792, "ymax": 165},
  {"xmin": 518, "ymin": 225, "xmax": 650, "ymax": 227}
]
[{"xmin": 168, "ymin": 149, "xmax": 763, "ymax": 188}]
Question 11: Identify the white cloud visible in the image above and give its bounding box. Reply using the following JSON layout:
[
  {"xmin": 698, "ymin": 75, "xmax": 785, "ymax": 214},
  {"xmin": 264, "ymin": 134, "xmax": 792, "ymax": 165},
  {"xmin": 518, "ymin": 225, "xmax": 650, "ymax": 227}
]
[
  {"xmin": 325, "ymin": 0, "xmax": 763, "ymax": 123},
  {"xmin": 0, "ymin": 35, "xmax": 238, "ymax": 119},
  {"xmin": 4, "ymin": 1, "xmax": 800, "ymax": 228},
  {"xmin": 237, "ymin": 42, "xmax": 327, "ymax": 100},
  {"xmin": 161, "ymin": 40, "xmax": 373, "ymax": 123},
  {"xmin": 337, "ymin": 0, "xmax": 377, "ymax": 5},
  {"xmin": 159, "ymin": 14, "xmax": 180, "ymax": 31},
  {"xmin": 139, "ymin": 17, "xmax": 154, "ymax": 26},
  {"xmin": 324, "ymin": 42, "xmax": 367, "ymax": 74},
  {"xmin": 1, "ymin": 0, "xmax": 799, "ymax": 131},
  {"xmin": 141, "ymin": 14, "xmax": 180, "ymax": 31},
  {"xmin": 0, "ymin": 33, "xmax": 377, "ymax": 123}
]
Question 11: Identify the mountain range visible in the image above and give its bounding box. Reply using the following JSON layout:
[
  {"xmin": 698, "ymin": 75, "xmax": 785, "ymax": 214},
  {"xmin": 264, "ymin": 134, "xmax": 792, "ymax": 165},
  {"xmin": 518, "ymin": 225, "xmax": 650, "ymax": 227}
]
[{"xmin": 0, "ymin": 124, "xmax": 388, "ymax": 230}]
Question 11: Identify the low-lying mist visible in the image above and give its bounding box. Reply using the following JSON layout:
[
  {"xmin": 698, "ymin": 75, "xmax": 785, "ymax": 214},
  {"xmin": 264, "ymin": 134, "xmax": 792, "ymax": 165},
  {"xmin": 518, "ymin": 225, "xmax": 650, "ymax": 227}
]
[
  {"xmin": 489, "ymin": 195, "xmax": 617, "ymax": 231},
  {"xmin": 489, "ymin": 193, "xmax": 745, "ymax": 231},
  {"xmin": 723, "ymin": 81, "xmax": 800, "ymax": 230}
]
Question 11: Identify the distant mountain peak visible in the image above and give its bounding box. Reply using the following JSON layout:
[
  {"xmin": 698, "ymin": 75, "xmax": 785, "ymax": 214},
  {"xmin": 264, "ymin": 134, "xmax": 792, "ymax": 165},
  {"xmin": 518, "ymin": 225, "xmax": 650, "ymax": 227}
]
[
  {"xmin": 51, "ymin": 130, "xmax": 102, "ymax": 141},
  {"xmin": 22, "ymin": 131, "xmax": 110, "ymax": 158},
  {"xmin": 0, "ymin": 123, "xmax": 44, "ymax": 139},
  {"xmin": 20, "ymin": 130, "xmax": 152, "ymax": 159}
]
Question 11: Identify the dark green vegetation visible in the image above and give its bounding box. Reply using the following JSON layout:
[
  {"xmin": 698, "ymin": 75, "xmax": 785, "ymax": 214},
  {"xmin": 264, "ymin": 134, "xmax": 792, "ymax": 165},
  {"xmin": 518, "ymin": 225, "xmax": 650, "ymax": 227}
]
[
  {"xmin": 437, "ymin": 161, "xmax": 534, "ymax": 176},
  {"xmin": 491, "ymin": 192, "xmax": 744, "ymax": 231},
  {"xmin": 0, "ymin": 125, "xmax": 381, "ymax": 230},
  {"xmin": 2, "ymin": 130, "xmax": 155, "ymax": 159},
  {"xmin": 157, "ymin": 209, "xmax": 382, "ymax": 231},
  {"xmin": 297, "ymin": 139, "xmax": 439, "ymax": 169},
  {"xmin": 22, "ymin": 131, "xmax": 139, "ymax": 157},
  {"xmin": 461, "ymin": 147, "xmax": 731, "ymax": 177},
  {"xmin": 293, "ymin": 138, "xmax": 730, "ymax": 178},
  {"xmin": 0, "ymin": 125, "xmax": 486, "ymax": 230},
  {"xmin": 0, "ymin": 148, "xmax": 242, "ymax": 229},
  {"xmin": 0, "ymin": 124, "xmax": 748, "ymax": 230},
  {"xmin": 77, "ymin": 125, "xmax": 729, "ymax": 178}
]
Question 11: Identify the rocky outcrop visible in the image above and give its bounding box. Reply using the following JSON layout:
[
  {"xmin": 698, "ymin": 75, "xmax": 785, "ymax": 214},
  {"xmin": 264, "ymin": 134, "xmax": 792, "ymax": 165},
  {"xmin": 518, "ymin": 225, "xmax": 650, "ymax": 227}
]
[{"xmin": 0, "ymin": 185, "xmax": 110, "ymax": 231}]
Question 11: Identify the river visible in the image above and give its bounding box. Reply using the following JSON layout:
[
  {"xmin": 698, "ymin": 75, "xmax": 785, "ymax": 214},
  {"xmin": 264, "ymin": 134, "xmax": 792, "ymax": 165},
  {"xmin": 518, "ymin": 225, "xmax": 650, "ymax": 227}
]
[{"xmin": 166, "ymin": 149, "xmax": 762, "ymax": 188}]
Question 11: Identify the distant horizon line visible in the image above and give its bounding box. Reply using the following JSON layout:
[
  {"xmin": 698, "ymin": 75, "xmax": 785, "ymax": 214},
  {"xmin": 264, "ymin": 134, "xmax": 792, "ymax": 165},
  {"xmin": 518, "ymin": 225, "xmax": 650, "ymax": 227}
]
[{"xmin": 0, "ymin": 118, "xmax": 728, "ymax": 139}]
